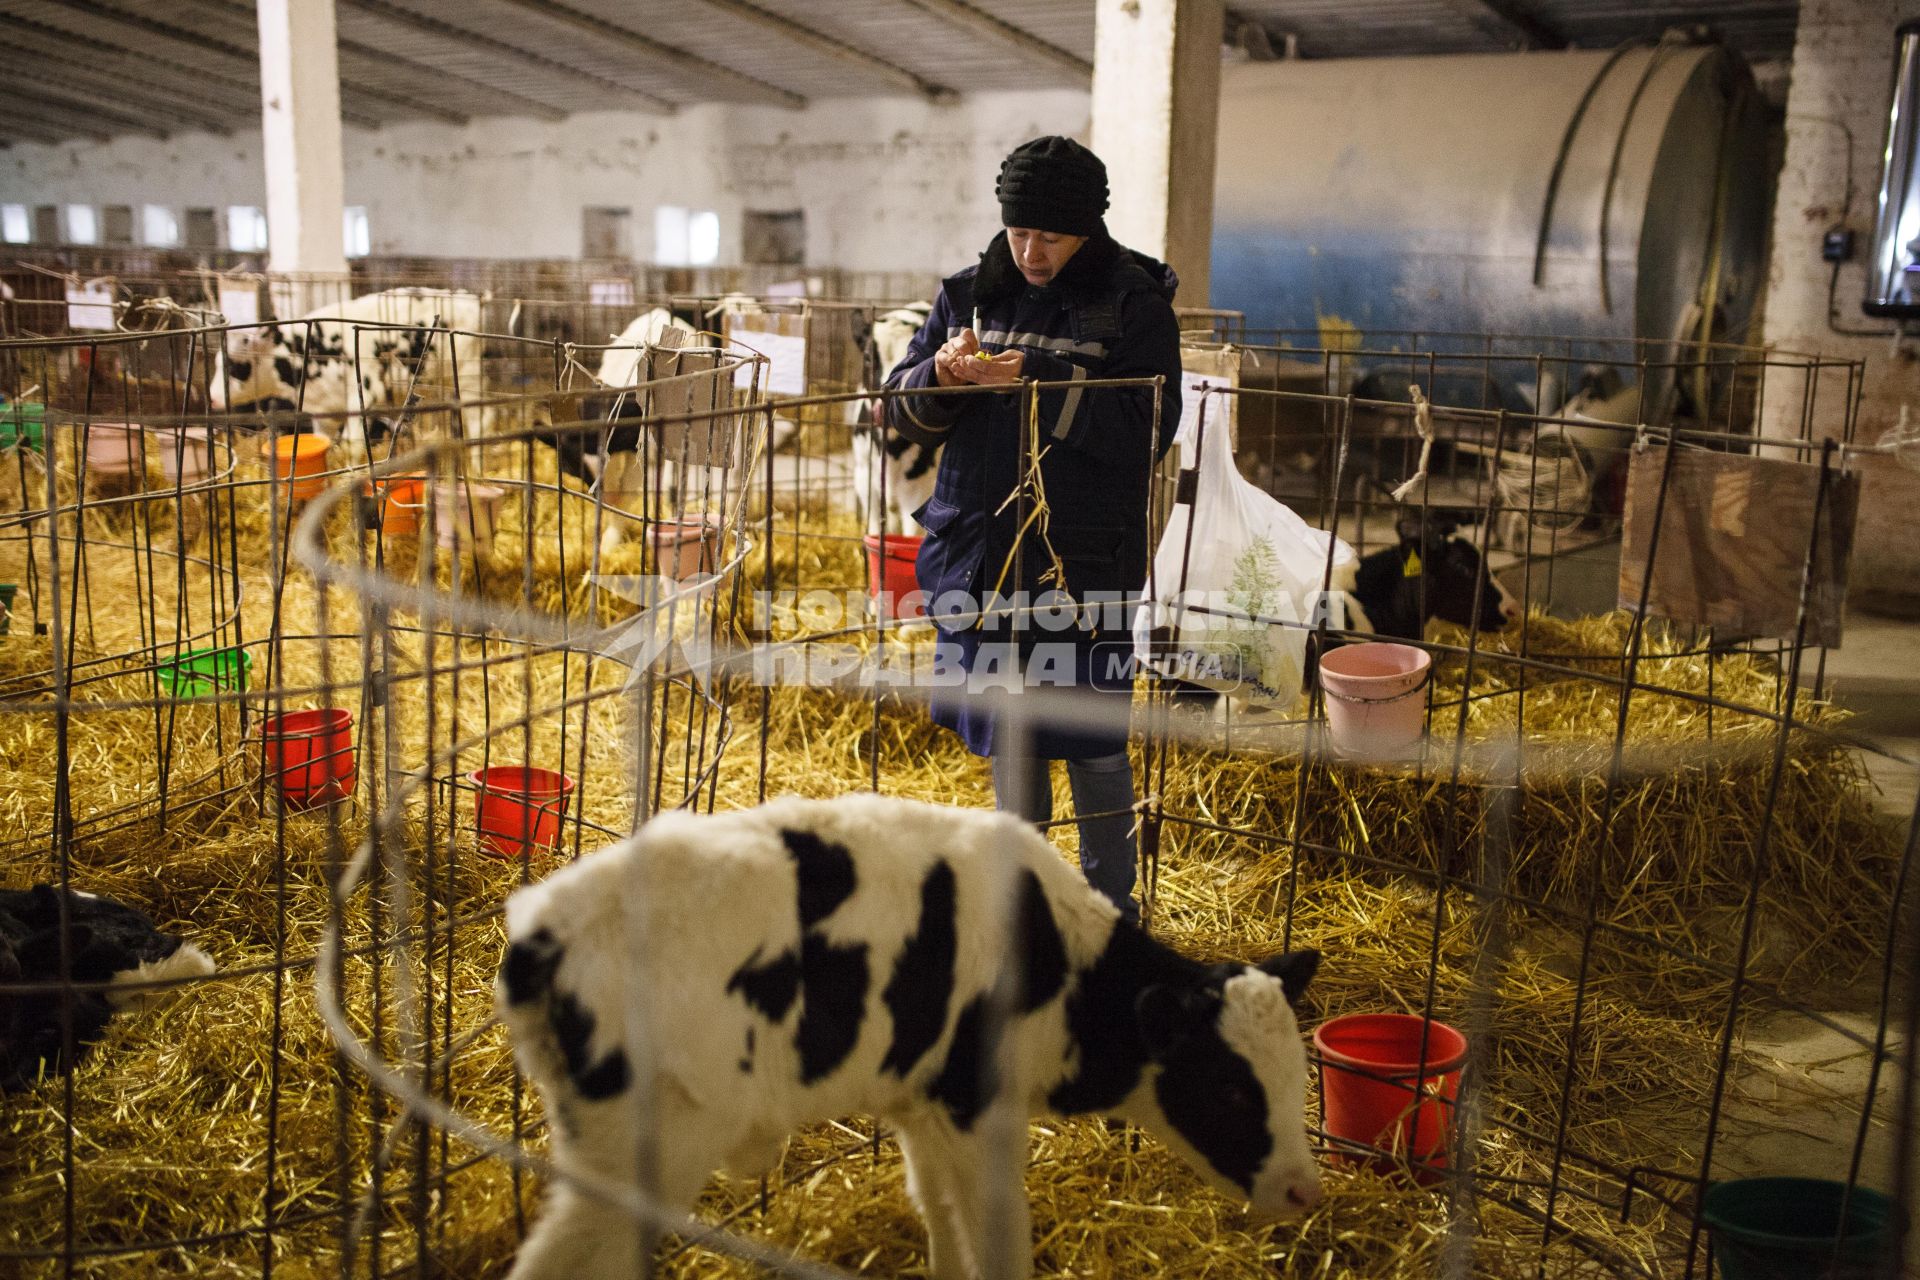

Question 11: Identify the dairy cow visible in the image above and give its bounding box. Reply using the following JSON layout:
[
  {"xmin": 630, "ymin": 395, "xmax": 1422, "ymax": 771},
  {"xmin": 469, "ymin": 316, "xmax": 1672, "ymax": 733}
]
[
  {"xmin": 210, "ymin": 288, "xmax": 486, "ymax": 459},
  {"xmin": 496, "ymin": 794, "xmax": 1322, "ymax": 1280}
]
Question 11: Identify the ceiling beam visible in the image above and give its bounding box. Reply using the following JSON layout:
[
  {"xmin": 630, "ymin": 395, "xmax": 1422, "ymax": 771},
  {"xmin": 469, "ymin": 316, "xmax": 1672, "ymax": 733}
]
[
  {"xmin": 491, "ymin": 0, "xmax": 805, "ymax": 109},
  {"xmin": 1435, "ymin": 0, "xmax": 1566, "ymax": 50},
  {"xmin": 0, "ymin": 16, "xmax": 388, "ymax": 130},
  {"xmin": 895, "ymin": 0, "xmax": 1092, "ymax": 81},
  {"xmin": 0, "ymin": 13, "xmax": 275, "ymax": 118},
  {"xmin": 343, "ymin": 0, "xmax": 677, "ymax": 114},
  {"xmin": 39, "ymin": 0, "xmax": 465, "ymax": 125},
  {"xmin": 689, "ymin": 0, "xmax": 955, "ymax": 101},
  {"xmin": 7, "ymin": 88, "xmax": 171, "ymax": 140},
  {"xmin": 0, "ymin": 42, "xmax": 240, "ymax": 133},
  {"xmin": 336, "ymin": 46, "xmax": 567, "ymax": 123},
  {"xmin": 178, "ymin": 0, "xmax": 571, "ymax": 124},
  {"xmin": 0, "ymin": 107, "xmax": 111, "ymax": 145},
  {"xmin": 0, "ymin": 113, "xmax": 85, "ymax": 146}
]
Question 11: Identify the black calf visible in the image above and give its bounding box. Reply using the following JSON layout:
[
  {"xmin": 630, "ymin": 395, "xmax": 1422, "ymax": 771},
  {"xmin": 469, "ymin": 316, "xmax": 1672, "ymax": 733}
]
[
  {"xmin": 0, "ymin": 885, "xmax": 212, "ymax": 1090},
  {"xmin": 1352, "ymin": 514, "xmax": 1514, "ymax": 640}
]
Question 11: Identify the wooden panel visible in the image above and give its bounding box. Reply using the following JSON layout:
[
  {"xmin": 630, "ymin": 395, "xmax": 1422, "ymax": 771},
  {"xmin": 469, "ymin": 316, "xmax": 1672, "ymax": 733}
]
[{"xmin": 1617, "ymin": 444, "xmax": 1858, "ymax": 648}]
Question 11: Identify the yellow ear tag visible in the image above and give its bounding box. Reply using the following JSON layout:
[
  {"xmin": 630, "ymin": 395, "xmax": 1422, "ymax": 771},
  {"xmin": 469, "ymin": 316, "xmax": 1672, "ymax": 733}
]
[
  {"xmin": 974, "ymin": 351, "xmax": 993, "ymax": 361},
  {"xmin": 1402, "ymin": 549, "xmax": 1423, "ymax": 578}
]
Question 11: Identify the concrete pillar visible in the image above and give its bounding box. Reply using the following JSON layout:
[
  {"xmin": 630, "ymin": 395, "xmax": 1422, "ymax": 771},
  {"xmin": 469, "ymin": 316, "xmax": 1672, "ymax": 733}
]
[
  {"xmin": 1761, "ymin": 0, "xmax": 1920, "ymax": 608},
  {"xmin": 1089, "ymin": 0, "xmax": 1224, "ymax": 305},
  {"xmin": 257, "ymin": 0, "xmax": 348, "ymax": 311}
]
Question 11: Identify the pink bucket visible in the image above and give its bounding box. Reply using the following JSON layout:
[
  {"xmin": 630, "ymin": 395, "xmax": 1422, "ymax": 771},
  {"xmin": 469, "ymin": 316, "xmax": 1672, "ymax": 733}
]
[
  {"xmin": 433, "ymin": 481, "xmax": 505, "ymax": 556},
  {"xmin": 649, "ymin": 515, "xmax": 719, "ymax": 579},
  {"xmin": 80, "ymin": 422, "xmax": 145, "ymax": 475},
  {"xmin": 1318, "ymin": 642, "xmax": 1431, "ymax": 759}
]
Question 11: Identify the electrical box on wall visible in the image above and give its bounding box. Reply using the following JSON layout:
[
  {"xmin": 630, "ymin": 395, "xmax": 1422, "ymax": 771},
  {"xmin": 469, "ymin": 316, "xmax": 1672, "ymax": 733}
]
[{"xmin": 1866, "ymin": 21, "xmax": 1920, "ymax": 317}]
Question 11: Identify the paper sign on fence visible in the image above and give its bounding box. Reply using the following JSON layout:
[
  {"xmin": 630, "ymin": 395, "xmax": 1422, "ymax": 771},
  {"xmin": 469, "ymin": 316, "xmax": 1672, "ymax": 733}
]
[
  {"xmin": 730, "ymin": 329, "xmax": 807, "ymax": 396},
  {"xmin": 66, "ymin": 285, "xmax": 116, "ymax": 331},
  {"xmin": 217, "ymin": 285, "xmax": 260, "ymax": 327}
]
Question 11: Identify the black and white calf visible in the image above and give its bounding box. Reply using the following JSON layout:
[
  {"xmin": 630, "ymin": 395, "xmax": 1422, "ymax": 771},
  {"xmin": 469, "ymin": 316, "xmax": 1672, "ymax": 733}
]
[
  {"xmin": 0, "ymin": 884, "xmax": 214, "ymax": 1091},
  {"xmin": 1350, "ymin": 513, "xmax": 1520, "ymax": 641},
  {"xmin": 496, "ymin": 794, "xmax": 1321, "ymax": 1280},
  {"xmin": 536, "ymin": 307, "xmax": 714, "ymax": 557},
  {"xmin": 210, "ymin": 287, "xmax": 486, "ymax": 460},
  {"xmin": 853, "ymin": 303, "xmax": 939, "ymax": 536}
]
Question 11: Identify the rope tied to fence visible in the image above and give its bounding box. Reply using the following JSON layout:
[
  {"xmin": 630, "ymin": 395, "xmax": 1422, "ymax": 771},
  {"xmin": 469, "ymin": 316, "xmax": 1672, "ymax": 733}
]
[{"xmin": 1390, "ymin": 383, "xmax": 1435, "ymax": 503}]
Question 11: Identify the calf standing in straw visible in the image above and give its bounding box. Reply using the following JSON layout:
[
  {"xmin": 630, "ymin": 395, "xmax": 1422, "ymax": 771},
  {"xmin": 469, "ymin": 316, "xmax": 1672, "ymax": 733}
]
[{"xmin": 496, "ymin": 794, "xmax": 1322, "ymax": 1280}]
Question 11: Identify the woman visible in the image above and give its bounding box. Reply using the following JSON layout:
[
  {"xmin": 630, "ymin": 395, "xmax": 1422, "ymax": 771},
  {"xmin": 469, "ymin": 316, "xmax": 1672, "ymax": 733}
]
[{"xmin": 882, "ymin": 135, "xmax": 1183, "ymax": 921}]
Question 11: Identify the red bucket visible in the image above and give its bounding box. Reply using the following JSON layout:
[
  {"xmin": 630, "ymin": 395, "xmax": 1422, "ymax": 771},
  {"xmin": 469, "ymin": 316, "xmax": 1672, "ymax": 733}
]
[
  {"xmin": 1314, "ymin": 1013, "xmax": 1468, "ymax": 1182},
  {"xmin": 863, "ymin": 533, "xmax": 924, "ymax": 621},
  {"xmin": 259, "ymin": 708, "xmax": 357, "ymax": 809},
  {"xmin": 469, "ymin": 765, "xmax": 575, "ymax": 858}
]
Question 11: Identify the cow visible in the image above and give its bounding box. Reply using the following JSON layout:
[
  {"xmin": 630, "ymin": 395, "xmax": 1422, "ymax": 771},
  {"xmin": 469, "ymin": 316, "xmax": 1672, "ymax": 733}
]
[
  {"xmin": 0, "ymin": 884, "xmax": 214, "ymax": 1091},
  {"xmin": 209, "ymin": 287, "xmax": 486, "ymax": 461},
  {"xmin": 852, "ymin": 303, "xmax": 939, "ymax": 537},
  {"xmin": 1350, "ymin": 513, "xmax": 1520, "ymax": 640},
  {"xmin": 495, "ymin": 793, "xmax": 1322, "ymax": 1280}
]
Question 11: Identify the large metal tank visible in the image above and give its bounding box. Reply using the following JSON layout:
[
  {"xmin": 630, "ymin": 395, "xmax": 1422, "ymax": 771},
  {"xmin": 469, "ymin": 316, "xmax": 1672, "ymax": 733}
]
[{"xmin": 1211, "ymin": 42, "xmax": 1773, "ymax": 380}]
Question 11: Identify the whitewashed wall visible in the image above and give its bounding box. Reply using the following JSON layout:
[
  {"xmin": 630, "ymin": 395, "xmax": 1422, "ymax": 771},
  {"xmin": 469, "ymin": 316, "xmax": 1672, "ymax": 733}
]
[{"xmin": 0, "ymin": 89, "xmax": 1089, "ymax": 277}]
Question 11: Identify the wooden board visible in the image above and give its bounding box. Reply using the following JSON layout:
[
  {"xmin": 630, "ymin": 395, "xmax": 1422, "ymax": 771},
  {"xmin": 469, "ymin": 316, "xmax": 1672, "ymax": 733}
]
[{"xmin": 1617, "ymin": 443, "xmax": 1858, "ymax": 647}]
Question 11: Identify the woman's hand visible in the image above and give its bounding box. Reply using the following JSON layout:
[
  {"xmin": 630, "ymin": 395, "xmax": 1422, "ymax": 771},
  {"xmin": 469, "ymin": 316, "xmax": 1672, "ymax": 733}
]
[
  {"xmin": 933, "ymin": 328, "xmax": 982, "ymax": 387},
  {"xmin": 949, "ymin": 347, "xmax": 1025, "ymax": 385}
]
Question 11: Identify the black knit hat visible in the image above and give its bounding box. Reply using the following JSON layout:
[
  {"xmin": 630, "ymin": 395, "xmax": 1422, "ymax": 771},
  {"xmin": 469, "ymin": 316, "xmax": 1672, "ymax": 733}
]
[{"xmin": 996, "ymin": 136, "xmax": 1109, "ymax": 237}]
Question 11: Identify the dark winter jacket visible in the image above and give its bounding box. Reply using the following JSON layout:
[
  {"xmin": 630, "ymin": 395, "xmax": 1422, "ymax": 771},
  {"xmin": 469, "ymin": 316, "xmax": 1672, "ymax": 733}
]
[{"xmin": 881, "ymin": 230, "xmax": 1182, "ymax": 757}]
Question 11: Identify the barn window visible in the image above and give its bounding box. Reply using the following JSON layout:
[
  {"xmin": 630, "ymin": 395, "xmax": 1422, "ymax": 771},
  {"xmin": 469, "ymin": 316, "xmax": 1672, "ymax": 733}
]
[
  {"xmin": 33, "ymin": 206, "xmax": 58, "ymax": 244},
  {"xmin": 743, "ymin": 210, "xmax": 804, "ymax": 265},
  {"xmin": 184, "ymin": 208, "xmax": 219, "ymax": 250},
  {"xmin": 65, "ymin": 204, "xmax": 99, "ymax": 245},
  {"xmin": 582, "ymin": 206, "xmax": 632, "ymax": 258},
  {"xmin": 654, "ymin": 205, "xmax": 689, "ymax": 265},
  {"xmin": 142, "ymin": 205, "xmax": 179, "ymax": 247},
  {"xmin": 689, "ymin": 210, "xmax": 720, "ymax": 265},
  {"xmin": 654, "ymin": 207, "xmax": 719, "ymax": 266},
  {"xmin": 0, "ymin": 205, "xmax": 27, "ymax": 244},
  {"xmin": 102, "ymin": 205, "xmax": 134, "ymax": 245},
  {"xmin": 344, "ymin": 206, "xmax": 370, "ymax": 257},
  {"xmin": 227, "ymin": 205, "xmax": 268, "ymax": 252}
]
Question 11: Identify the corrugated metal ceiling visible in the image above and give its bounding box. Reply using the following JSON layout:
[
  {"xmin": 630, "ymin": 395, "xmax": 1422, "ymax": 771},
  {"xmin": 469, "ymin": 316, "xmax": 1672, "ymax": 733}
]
[{"xmin": 0, "ymin": 0, "xmax": 1800, "ymax": 146}]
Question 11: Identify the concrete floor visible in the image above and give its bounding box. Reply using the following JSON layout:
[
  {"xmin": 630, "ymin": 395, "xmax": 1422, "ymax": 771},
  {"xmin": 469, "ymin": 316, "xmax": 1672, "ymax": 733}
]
[{"xmin": 1718, "ymin": 611, "xmax": 1920, "ymax": 1212}]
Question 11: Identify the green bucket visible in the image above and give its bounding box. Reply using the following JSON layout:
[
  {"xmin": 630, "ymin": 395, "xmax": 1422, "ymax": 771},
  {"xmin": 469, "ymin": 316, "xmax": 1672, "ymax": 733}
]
[
  {"xmin": 0, "ymin": 401, "xmax": 46, "ymax": 452},
  {"xmin": 1702, "ymin": 1177, "xmax": 1895, "ymax": 1280},
  {"xmin": 157, "ymin": 646, "xmax": 253, "ymax": 698}
]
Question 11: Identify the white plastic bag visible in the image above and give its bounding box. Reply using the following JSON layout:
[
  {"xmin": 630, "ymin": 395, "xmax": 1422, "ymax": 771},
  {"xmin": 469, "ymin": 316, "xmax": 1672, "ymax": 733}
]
[{"xmin": 1134, "ymin": 396, "xmax": 1357, "ymax": 708}]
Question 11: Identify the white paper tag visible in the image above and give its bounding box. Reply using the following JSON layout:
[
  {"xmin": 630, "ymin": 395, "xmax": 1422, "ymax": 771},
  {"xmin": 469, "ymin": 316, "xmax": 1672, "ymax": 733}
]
[
  {"xmin": 65, "ymin": 285, "xmax": 116, "ymax": 331},
  {"xmin": 217, "ymin": 284, "xmax": 260, "ymax": 327},
  {"xmin": 730, "ymin": 328, "xmax": 807, "ymax": 395}
]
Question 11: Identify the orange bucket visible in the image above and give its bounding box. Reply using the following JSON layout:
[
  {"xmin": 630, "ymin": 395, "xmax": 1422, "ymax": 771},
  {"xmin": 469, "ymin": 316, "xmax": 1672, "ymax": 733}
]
[
  {"xmin": 274, "ymin": 434, "xmax": 332, "ymax": 500},
  {"xmin": 863, "ymin": 533, "xmax": 925, "ymax": 621},
  {"xmin": 258, "ymin": 708, "xmax": 357, "ymax": 809},
  {"xmin": 1314, "ymin": 1013, "xmax": 1467, "ymax": 1183},
  {"xmin": 366, "ymin": 473, "xmax": 427, "ymax": 535},
  {"xmin": 469, "ymin": 765, "xmax": 575, "ymax": 857}
]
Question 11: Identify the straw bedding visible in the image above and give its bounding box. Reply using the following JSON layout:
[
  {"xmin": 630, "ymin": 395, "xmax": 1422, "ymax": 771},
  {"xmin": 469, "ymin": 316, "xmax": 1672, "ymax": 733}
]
[{"xmin": 0, "ymin": 452, "xmax": 1900, "ymax": 1279}]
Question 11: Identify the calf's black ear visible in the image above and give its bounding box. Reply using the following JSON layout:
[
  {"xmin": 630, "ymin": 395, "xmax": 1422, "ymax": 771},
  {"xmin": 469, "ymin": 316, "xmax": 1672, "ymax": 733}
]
[
  {"xmin": 1257, "ymin": 950, "xmax": 1321, "ymax": 1005},
  {"xmin": 1135, "ymin": 984, "xmax": 1220, "ymax": 1062}
]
